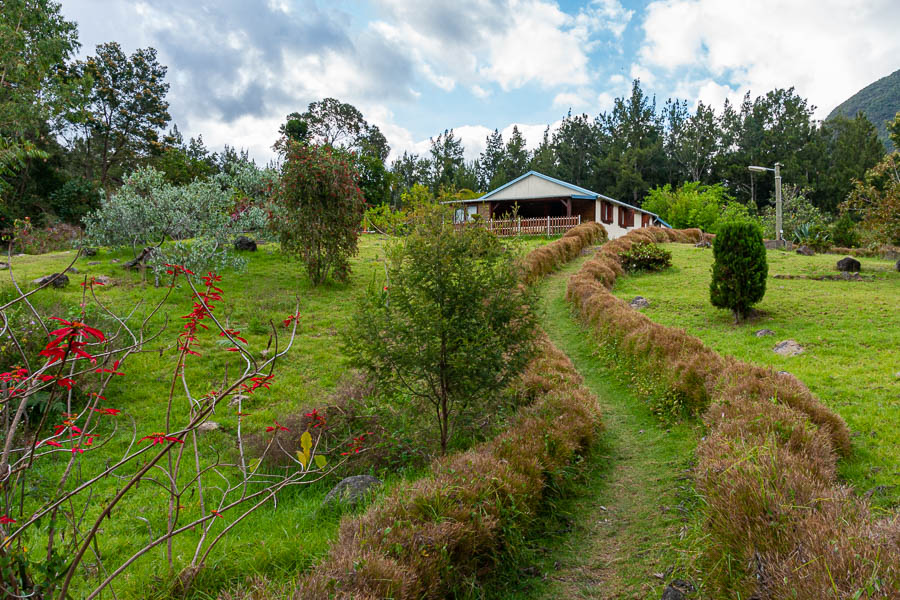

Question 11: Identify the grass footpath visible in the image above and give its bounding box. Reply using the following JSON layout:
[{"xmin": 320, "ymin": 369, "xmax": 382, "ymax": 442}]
[
  {"xmin": 490, "ymin": 256, "xmax": 702, "ymax": 600},
  {"xmin": 611, "ymin": 245, "xmax": 900, "ymax": 509}
]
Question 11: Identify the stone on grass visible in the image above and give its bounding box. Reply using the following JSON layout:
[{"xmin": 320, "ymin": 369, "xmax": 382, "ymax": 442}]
[
  {"xmin": 836, "ymin": 256, "xmax": 861, "ymax": 272},
  {"xmin": 197, "ymin": 421, "xmax": 220, "ymax": 433},
  {"xmin": 754, "ymin": 329, "xmax": 775, "ymax": 337},
  {"xmin": 629, "ymin": 296, "xmax": 651, "ymax": 309},
  {"xmin": 661, "ymin": 579, "xmax": 695, "ymax": 600},
  {"xmin": 81, "ymin": 247, "xmax": 98, "ymax": 257},
  {"xmin": 323, "ymin": 475, "xmax": 382, "ymax": 508},
  {"xmin": 234, "ymin": 236, "xmax": 257, "ymax": 252},
  {"xmin": 773, "ymin": 339, "xmax": 804, "ymax": 356},
  {"xmin": 32, "ymin": 273, "xmax": 69, "ymax": 288},
  {"xmin": 110, "ymin": 259, "xmax": 120, "ymax": 264},
  {"xmin": 87, "ymin": 261, "xmax": 101, "ymax": 266},
  {"xmin": 0, "ymin": 262, "xmax": 8, "ymax": 270},
  {"xmin": 93, "ymin": 275, "xmax": 113, "ymax": 286},
  {"xmin": 694, "ymin": 241, "xmax": 711, "ymax": 248},
  {"xmin": 796, "ymin": 245, "xmax": 815, "ymax": 256},
  {"xmin": 67, "ymin": 267, "xmax": 79, "ymax": 274}
]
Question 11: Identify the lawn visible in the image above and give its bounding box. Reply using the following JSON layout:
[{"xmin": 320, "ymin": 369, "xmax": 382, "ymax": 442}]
[
  {"xmin": 610, "ymin": 244, "xmax": 900, "ymax": 509},
  {"xmin": 0, "ymin": 233, "xmax": 552, "ymax": 598}
]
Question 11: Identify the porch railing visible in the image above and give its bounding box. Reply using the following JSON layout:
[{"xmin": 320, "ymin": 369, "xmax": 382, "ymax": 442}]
[{"xmin": 456, "ymin": 215, "xmax": 581, "ymax": 237}]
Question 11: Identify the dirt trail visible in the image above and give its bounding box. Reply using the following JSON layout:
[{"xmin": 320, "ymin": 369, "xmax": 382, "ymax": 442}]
[{"xmin": 503, "ymin": 256, "xmax": 701, "ymax": 600}]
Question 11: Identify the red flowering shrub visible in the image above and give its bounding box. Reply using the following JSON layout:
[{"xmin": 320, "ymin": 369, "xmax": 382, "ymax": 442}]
[
  {"xmin": 0, "ymin": 261, "xmax": 362, "ymax": 597},
  {"xmin": 272, "ymin": 142, "xmax": 366, "ymax": 285}
]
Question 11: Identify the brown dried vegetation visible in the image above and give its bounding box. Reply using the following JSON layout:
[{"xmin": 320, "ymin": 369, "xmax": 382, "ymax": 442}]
[
  {"xmin": 566, "ymin": 225, "xmax": 900, "ymax": 598},
  {"xmin": 282, "ymin": 225, "xmax": 605, "ymax": 599}
]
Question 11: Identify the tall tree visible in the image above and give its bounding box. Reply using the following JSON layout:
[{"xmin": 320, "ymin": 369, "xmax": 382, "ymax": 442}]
[
  {"xmin": 478, "ymin": 129, "xmax": 505, "ymax": 190},
  {"xmin": 596, "ymin": 80, "xmax": 666, "ymax": 204},
  {"xmin": 279, "ymin": 98, "xmax": 391, "ymax": 204},
  {"xmin": 664, "ymin": 99, "xmax": 719, "ymax": 183},
  {"xmin": 0, "ymin": 0, "xmax": 80, "ymax": 220},
  {"xmin": 499, "ymin": 125, "xmax": 530, "ymax": 184},
  {"xmin": 67, "ymin": 42, "xmax": 171, "ymax": 189},
  {"xmin": 529, "ymin": 126, "xmax": 556, "ymax": 176},
  {"xmin": 813, "ymin": 113, "xmax": 884, "ymax": 212},
  {"xmin": 390, "ymin": 151, "xmax": 431, "ymax": 196},
  {"xmin": 429, "ymin": 129, "xmax": 465, "ymax": 194},
  {"xmin": 553, "ymin": 111, "xmax": 598, "ymax": 189}
]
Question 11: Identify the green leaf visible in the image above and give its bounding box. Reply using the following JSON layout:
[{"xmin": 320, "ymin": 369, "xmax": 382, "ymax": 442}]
[{"xmin": 314, "ymin": 454, "xmax": 327, "ymax": 469}]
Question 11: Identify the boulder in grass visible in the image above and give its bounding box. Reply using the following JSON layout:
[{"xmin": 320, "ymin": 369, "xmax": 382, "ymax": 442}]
[
  {"xmin": 323, "ymin": 475, "xmax": 382, "ymax": 508},
  {"xmin": 629, "ymin": 296, "xmax": 651, "ymax": 309},
  {"xmin": 234, "ymin": 236, "xmax": 257, "ymax": 252},
  {"xmin": 836, "ymin": 256, "xmax": 861, "ymax": 272},
  {"xmin": 81, "ymin": 247, "xmax": 98, "ymax": 257},
  {"xmin": 754, "ymin": 329, "xmax": 775, "ymax": 337},
  {"xmin": 0, "ymin": 262, "xmax": 8, "ymax": 270},
  {"xmin": 32, "ymin": 273, "xmax": 69, "ymax": 288},
  {"xmin": 773, "ymin": 339, "xmax": 804, "ymax": 356},
  {"xmin": 796, "ymin": 245, "xmax": 815, "ymax": 256}
]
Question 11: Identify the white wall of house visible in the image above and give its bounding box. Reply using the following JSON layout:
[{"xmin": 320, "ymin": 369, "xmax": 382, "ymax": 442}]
[
  {"xmin": 489, "ymin": 174, "xmax": 573, "ymax": 201},
  {"xmin": 596, "ymin": 200, "xmax": 652, "ymax": 239}
]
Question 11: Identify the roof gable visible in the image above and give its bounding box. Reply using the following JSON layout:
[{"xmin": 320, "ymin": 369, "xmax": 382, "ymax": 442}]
[{"xmin": 480, "ymin": 171, "xmax": 597, "ymax": 201}]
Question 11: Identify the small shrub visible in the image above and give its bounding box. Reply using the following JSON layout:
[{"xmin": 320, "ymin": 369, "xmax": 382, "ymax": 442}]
[
  {"xmin": 617, "ymin": 241, "xmax": 672, "ymax": 272},
  {"xmin": 709, "ymin": 221, "xmax": 767, "ymax": 322},
  {"xmin": 830, "ymin": 213, "xmax": 861, "ymax": 248}
]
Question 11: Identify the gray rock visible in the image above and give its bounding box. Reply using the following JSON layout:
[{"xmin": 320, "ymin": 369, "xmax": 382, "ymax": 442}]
[
  {"xmin": 754, "ymin": 329, "xmax": 775, "ymax": 337},
  {"xmin": 234, "ymin": 236, "xmax": 257, "ymax": 252},
  {"xmin": 661, "ymin": 579, "xmax": 695, "ymax": 600},
  {"xmin": 31, "ymin": 273, "xmax": 69, "ymax": 288},
  {"xmin": 197, "ymin": 421, "xmax": 220, "ymax": 433},
  {"xmin": 87, "ymin": 261, "xmax": 101, "ymax": 266},
  {"xmin": 93, "ymin": 275, "xmax": 113, "ymax": 287},
  {"xmin": 323, "ymin": 475, "xmax": 382, "ymax": 508},
  {"xmin": 67, "ymin": 266, "xmax": 78, "ymax": 274},
  {"xmin": 694, "ymin": 241, "xmax": 711, "ymax": 248},
  {"xmin": 110, "ymin": 259, "xmax": 120, "ymax": 264},
  {"xmin": 81, "ymin": 247, "xmax": 98, "ymax": 257},
  {"xmin": 836, "ymin": 256, "xmax": 861, "ymax": 272},
  {"xmin": 796, "ymin": 245, "xmax": 815, "ymax": 256},
  {"xmin": 773, "ymin": 339, "xmax": 804, "ymax": 356},
  {"xmin": 629, "ymin": 296, "xmax": 651, "ymax": 309},
  {"xmin": 0, "ymin": 262, "xmax": 8, "ymax": 270}
]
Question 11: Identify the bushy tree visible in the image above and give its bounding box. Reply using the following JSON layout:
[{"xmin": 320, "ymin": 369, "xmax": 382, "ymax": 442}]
[
  {"xmin": 83, "ymin": 166, "xmax": 263, "ymax": 274},
  {"xmin": 843, "ymin": 152, "xmax": 900, "ymax": 245},
  {"xmin": 345, "ymin": 210, "xmax": 537, "ymax": 454},
  {"xmin": 272, "ymin": 142, "xmax": 365, "ymax": 285},
  {"xmin": 644, "ymin": 181, "xmax": 732, "ymax": 232},
  {"xmin": 710, "ymin": 221, "xmax": 768, "ymax": 322}
]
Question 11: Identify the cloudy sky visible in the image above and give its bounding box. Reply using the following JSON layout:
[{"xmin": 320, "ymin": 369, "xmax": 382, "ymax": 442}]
[{"xmin": 61, "ymin": 0, "xmax": 900, "ymax": 164}]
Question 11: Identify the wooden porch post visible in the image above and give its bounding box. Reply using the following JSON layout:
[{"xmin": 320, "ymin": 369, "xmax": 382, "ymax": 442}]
[{"xmin": 561, "ymin": 198, "xmax": 572, "ymax": 217}]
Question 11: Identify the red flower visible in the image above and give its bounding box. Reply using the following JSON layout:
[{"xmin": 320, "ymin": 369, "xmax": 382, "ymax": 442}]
[
  {"xmin": 89, "ymin": 393, "xmax": 107, "ymax": 401},
  {"xmin": 165, "ymin": 264, "xmax": 195, "ymax": 276},
  {"xmin": 0, "ymin": 515, "xmax": 15, "ymax": 524},
  {"xmin": 80, "ymin": 277, "xmax": 105, "ymax": 287},
  {"xmin": 91, "ymin": 407, "xmax": 120, "ymax": 416},
  {"xmin": 39, "ymin": 440, "xmax": 63, "ymax": 448},
  {"xmin": 305, "ymin": 409, "xmax": 326, "ymax": 429},
  {"xmin": 47, "ymin": 317, "xmax": 105, "ymax": 346},
  {"xmin": 341, "ymin": 432, "xmax": 373, "ymax": 456},
  {"xmin": 283, "ymin": 313, "xmax": 300, "ymax": 327},
  {"xmin": 139, "ymin": 433, "xmax": 185, "ymax": 445},
  {"xmin": 265, "ymin": 420, "xmax": 289, "ymax": 433},
  {"xmin": 95, "ymin": 360, "xmax": 124, "ymax": 376},
  {"xmin": 211, "ymin": 509, "xmax": 224, "ymax": 518},
  {"xmin": 36, "ymin": 374, "xmax": 55, "ymax": 382},
  {"xmin": 56, "ymin": 377, "xmax": 75, "ymax": 389},
  {"xmin": 71, "ymin": 446, "xmax": 84, "ymax": 454},
  {"xmin": 0, "ymin": 368, "xmax": 28, "ymax": 382},
  {"xmin": 220, "ymin": 329, "xmax": 247, "ymax": 344}
]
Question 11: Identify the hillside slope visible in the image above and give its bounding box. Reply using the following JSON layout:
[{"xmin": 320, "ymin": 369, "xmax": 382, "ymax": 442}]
[{"xmin": 827, "ymin": 68, "xmax": 900, "ymax": 150}]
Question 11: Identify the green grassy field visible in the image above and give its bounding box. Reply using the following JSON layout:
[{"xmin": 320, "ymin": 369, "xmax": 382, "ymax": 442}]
[
  {"xmin": 1, "ymin": 233, "xmax": 552, "ymax": 598},
  {"xmin": 610, "ymin": 245, "xmax": 900, "ymax": 509}
]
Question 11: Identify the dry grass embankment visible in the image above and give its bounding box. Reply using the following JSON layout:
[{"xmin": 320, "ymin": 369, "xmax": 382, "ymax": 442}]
[
  {"xmin": 221, "ymin": 223, "xmax": 608, "ymax": 599},
  {"xmin": 566, "ymin": 225, "xmax": 900, "ymax": 598}
]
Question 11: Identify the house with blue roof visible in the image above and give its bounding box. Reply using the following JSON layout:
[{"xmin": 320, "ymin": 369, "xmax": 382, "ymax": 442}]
[{"xmin": 444, "ymin": 171, "xmax": 669, "ymax": 239}]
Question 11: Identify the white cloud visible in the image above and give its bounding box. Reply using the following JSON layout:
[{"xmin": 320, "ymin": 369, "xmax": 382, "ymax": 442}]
[
  {"xmin": 597, "ymin": 92, "xmax": 615, "ymax": 112},
  {"xmin": 372, "ymin": 0, "xmax": 621, "ymax": 93},
  {"xmin": 553, "ymin": 92, "xmax": 591, "ymax": 110},
  {"xmin": 471, "ymin": 85, "xmax": 491, "ymax": 99},
  {"xmin": 635, "ymin": 0, "xmax": 900, "ymax": 117}
]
